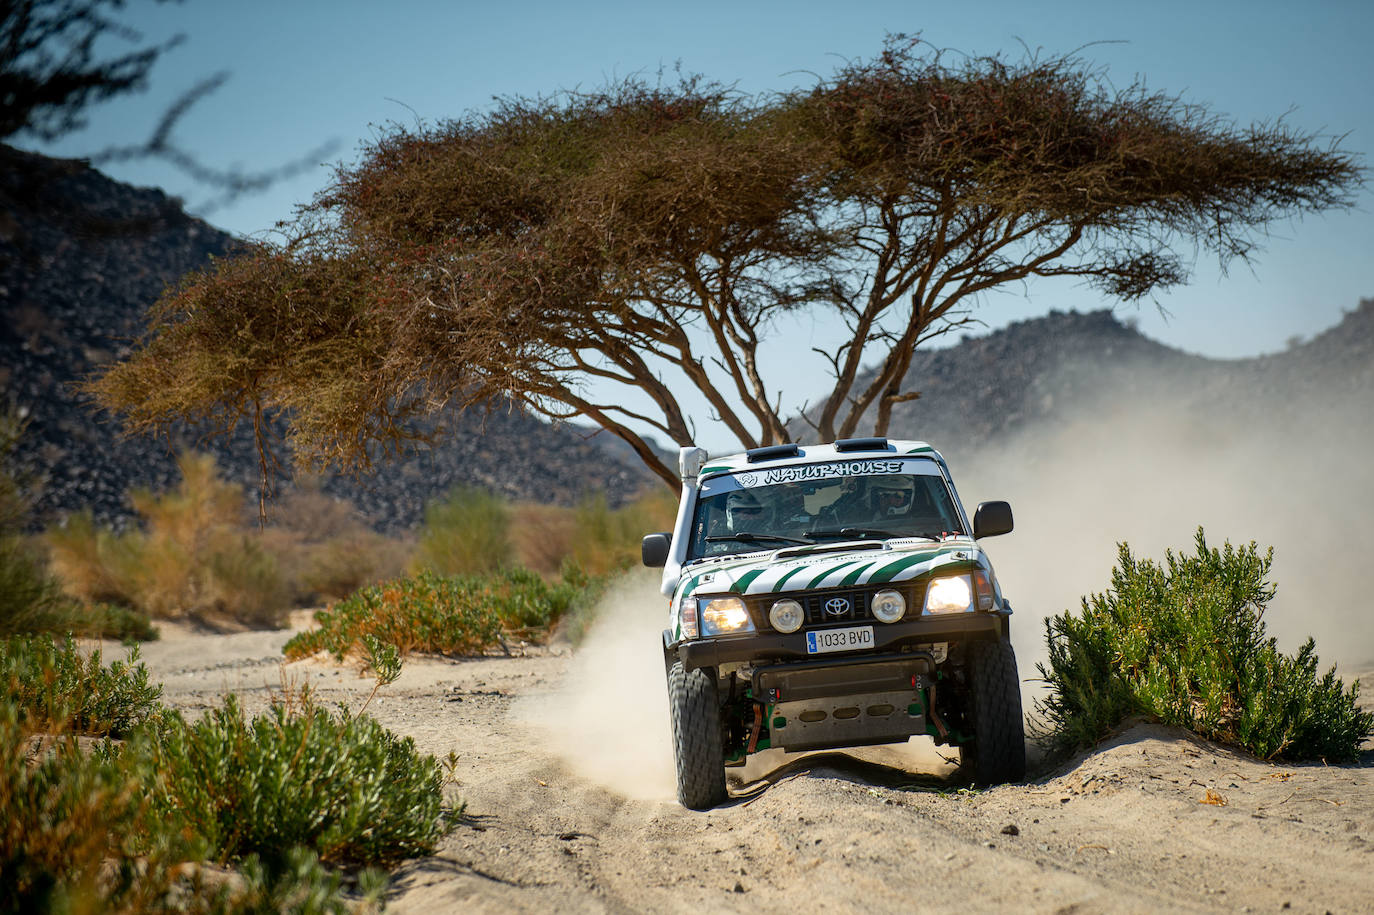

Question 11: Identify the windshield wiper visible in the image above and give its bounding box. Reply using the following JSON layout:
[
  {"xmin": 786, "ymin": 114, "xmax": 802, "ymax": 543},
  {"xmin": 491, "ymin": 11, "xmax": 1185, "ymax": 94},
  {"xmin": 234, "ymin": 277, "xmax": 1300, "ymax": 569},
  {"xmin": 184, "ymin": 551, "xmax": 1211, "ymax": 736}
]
[
  {"xmin": 705, "ymin": 531, "xmax": 813, "ymax": 546},
  {"xmin": 804, "ymin": 527, "xmax": 897, "ymax": 540}
]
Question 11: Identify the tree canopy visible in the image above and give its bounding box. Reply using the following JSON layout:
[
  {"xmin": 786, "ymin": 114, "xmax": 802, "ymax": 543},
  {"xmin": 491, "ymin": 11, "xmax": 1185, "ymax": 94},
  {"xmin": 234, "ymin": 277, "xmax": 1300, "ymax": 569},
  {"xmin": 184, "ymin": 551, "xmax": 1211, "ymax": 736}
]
[{"xmin": 92, "ymin": 39, "xmax": 1363, "ymax": 488}]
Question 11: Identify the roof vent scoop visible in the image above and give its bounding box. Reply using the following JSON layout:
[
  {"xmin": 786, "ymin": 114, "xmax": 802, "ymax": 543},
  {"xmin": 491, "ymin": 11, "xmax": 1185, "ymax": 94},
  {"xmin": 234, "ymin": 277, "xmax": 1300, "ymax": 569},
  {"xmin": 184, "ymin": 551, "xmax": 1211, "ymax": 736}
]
[
  {"xmin": 834, "ymin": 437, "xmax": 891, "ymax": 453},
  {"xmin": 746, "ymin": 444, "xmax": 802, "ymax": 463}
]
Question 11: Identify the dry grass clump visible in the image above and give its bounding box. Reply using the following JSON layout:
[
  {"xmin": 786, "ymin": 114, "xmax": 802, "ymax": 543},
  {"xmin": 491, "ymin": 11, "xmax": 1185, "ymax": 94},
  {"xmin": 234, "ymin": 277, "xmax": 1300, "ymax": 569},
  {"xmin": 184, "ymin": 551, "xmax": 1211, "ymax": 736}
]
[
  {"xmin": 46, "ymin": 453, "xmax": 290, "ymax": 626},
  {"xmin": 44, "ymin": 454, "xmax": 413, "ymax": 629},
  {"xmin": 261, "ymin": 482, "xmax": 411, "ymax": 603},
  {"xmin": 417, "ymin": 485, "xmax": 676, "ymax": 578}
]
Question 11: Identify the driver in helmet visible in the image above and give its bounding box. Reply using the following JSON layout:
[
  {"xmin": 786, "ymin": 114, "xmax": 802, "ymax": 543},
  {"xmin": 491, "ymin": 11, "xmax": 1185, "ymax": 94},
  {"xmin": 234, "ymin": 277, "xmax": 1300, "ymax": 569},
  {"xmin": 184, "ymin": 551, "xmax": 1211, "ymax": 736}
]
[
  {"xmin": 870, "ymin": 475, "xmax": 915, "ymax": 517},
  {"xmin": 726, "ymin": 490, "xmax": 766, "ymax": 531}
]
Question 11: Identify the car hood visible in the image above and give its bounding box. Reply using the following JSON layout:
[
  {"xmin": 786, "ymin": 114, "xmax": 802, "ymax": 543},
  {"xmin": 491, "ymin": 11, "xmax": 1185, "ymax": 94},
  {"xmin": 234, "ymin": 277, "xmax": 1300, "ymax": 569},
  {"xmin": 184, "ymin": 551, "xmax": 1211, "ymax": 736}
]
[{"xmin": 676, "ymin": 538, "xmax": 985, "ymax": 600}]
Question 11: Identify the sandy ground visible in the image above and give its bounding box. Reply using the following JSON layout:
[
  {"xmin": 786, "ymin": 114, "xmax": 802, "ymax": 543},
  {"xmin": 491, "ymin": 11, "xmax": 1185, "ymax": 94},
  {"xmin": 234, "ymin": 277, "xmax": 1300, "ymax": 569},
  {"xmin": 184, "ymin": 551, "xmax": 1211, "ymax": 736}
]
[{"xmin": 105, "ymin": 597, "xmax": 1374, "ymax": 915}]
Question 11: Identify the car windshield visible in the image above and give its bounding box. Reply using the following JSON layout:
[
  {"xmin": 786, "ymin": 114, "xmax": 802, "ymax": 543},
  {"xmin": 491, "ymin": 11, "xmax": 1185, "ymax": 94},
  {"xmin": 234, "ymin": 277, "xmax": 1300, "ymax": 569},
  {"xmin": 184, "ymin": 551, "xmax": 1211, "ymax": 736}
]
[{"xmin": 687, "ymin": 458, "xmax": 965, "ymax": 559}]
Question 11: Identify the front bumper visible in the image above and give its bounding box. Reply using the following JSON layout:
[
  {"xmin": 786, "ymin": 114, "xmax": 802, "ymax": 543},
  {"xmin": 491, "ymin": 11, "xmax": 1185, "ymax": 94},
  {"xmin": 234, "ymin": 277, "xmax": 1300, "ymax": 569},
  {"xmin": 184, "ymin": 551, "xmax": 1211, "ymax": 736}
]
[{"xmin": 669, "ymin": 611, "xmax": 1005, "ymax": 671}]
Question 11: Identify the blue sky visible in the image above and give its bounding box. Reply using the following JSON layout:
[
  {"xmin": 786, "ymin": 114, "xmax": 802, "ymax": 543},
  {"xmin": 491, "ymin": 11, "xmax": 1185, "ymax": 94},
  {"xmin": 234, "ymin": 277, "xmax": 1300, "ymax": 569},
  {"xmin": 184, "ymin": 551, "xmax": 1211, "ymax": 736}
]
[{"xmin": 23, "ymin": 0, "xmax": 1373, "ymax": 450}]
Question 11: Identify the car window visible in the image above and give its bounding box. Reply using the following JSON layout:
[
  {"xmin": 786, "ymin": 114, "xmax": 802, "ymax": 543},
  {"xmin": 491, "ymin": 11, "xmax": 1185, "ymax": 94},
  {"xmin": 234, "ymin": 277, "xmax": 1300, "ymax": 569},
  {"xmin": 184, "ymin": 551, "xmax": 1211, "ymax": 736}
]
[{"xmin": 687, "ymin": 458, "xmax": 963, "ymax": 559}]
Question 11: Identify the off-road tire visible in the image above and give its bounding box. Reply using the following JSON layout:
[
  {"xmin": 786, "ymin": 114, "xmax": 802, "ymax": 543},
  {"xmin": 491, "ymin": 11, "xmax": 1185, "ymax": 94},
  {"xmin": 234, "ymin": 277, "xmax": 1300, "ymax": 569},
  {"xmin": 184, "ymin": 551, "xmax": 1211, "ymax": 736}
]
[
  {"xmin": 965, "ymin": 637, "xmax": 1026, "ymax": 786},
  {"xmin": 667, "ymin": 660, "xmax": 727, "ymax": 809}
]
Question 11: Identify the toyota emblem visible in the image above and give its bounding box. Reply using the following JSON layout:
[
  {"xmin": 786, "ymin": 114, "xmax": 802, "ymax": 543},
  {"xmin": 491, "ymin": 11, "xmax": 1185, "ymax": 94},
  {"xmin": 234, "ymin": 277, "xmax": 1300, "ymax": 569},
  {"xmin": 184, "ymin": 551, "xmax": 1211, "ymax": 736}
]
[{"xmin": 823, "ymin": 597, "xmax": 851, "ymax": 616}]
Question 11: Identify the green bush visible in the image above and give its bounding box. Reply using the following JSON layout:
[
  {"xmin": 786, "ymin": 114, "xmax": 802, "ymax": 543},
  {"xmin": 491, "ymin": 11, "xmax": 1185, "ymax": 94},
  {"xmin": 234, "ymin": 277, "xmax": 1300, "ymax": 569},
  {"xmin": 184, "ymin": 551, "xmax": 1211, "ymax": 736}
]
[
  {"xmin": 285, "ymin": 567, "xmax": 586, "ymax": 661},
  {"xmin": 0, "ymin": 632, "xmax": 411, "ymax": 911},
  {"xmin": 147, "ymin": 694, "xmax": 450, "ymax": 870},
  {"xmin": 413, "ymin": 485, "xmax": 511, "ymax": 575},
  {"xmin": 0, "ymin": 701, "xmax": 386, "ymax": 914},
  {"xmin": 1036, "ymin": 529, "xmax": 1373, "ymax": 761},
  {"xmin": 0, "ymin": 636, "xmax": 162, "ymax": 737},
  {"xmin": 0, "ymin": 702, "xmax": 193, "ymax": 914}
]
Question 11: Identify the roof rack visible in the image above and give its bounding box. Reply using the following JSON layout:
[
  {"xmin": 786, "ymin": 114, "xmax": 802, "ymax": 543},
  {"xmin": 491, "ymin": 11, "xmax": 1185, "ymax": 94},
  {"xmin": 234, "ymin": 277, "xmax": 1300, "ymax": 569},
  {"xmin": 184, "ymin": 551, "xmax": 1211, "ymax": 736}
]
[
  {"xmin": 745, "ymin": 444, "xmax": 802, "ymax": 463},
  {"xmin": 834, "ymin": 437, "xmax": 890, "ymax": 452}
]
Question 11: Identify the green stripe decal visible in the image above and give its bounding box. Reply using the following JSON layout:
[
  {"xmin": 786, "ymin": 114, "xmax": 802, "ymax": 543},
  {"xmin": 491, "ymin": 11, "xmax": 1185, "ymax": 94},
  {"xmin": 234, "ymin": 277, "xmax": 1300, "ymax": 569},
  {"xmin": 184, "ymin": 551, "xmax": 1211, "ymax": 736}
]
[
  {"xmin": 732, "ymin": 569, "xmax": 766, "ymax": 593},
  {"xmin": 681, "ymin": 573, "xmax": 706, "ymax": 599},
  {"xmin": 839, "ymin": 562, "xmax": 876, "ymax": 587},
  {"xmin": 868, "ymin": 551, "xmax": 940, "ymax": 584},
  {"xmin": 700, "ymin": 465, "xmax": 732, "ymax": 475},
  {"xmin": 771, "ymin": 566, "xmax": 809, "ymax": 592},
  {"xmin": 807, "ymin": 560, "xmax": 862, "ymax": 589}
]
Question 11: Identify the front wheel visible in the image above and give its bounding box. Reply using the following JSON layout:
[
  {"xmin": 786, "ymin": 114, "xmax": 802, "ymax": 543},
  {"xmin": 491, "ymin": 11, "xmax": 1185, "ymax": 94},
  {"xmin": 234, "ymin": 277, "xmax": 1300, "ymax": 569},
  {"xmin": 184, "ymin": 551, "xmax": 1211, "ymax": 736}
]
[
  {"xmin": 667, "ymin": 660, "xmax": 727, "ymax": 809},
  {"xmin": 964, "ymin": 638, "xmax": 1026, "ymax": 786}
]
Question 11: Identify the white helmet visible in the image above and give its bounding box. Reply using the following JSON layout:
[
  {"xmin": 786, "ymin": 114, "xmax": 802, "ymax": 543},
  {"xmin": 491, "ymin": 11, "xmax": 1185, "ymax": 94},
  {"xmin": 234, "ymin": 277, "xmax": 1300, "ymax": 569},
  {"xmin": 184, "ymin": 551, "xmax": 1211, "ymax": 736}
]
[
  {"xmin": 870, "ymin": 476, "xmax": 915, "ymax": 516},
  {"xmin": 726, "ymin": 491, "xmax": 764, "ymax": 530}
]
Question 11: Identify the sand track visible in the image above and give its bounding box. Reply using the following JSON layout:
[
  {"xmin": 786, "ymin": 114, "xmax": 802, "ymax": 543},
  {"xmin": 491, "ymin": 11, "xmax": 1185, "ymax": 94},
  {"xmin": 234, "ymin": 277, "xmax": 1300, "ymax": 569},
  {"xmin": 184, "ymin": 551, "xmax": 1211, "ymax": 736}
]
[{"xmin": 108, "ymin": 610, "xmax": 1374, "ymax": 915}]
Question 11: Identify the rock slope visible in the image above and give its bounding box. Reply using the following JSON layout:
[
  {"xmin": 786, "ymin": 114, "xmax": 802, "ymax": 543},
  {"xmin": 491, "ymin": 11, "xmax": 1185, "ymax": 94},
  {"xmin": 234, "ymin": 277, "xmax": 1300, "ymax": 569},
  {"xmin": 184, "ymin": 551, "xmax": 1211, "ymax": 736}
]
[{"xmin": 1, "ymin": 145, "xmax": 653, "ymax": 532}]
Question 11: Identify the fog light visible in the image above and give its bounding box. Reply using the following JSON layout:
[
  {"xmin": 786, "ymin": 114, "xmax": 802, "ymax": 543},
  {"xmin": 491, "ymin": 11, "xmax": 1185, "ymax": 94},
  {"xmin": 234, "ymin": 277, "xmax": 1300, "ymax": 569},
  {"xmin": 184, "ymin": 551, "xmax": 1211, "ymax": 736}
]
[
  {"xmin": 871, "ymin": 589, "xmax": 906, "ymax": 623},
  {"xmin": 769, "ymin": 598, "xmax": 804, "ymax": 633}
]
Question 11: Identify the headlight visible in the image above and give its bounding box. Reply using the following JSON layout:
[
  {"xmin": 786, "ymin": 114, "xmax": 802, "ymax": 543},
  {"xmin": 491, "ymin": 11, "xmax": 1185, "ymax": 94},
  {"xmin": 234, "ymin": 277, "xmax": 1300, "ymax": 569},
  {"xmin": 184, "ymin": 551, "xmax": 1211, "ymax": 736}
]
[
  {"xmin": 870, "ymin": 589, "xmax": 906, "ymax": 623},
  {"xmin": 769, "ymin": 598, "xmax": 804, "ymax": 633},
  {"xmin": 700, "ymin": 597, "xmax": 756, "ymax": 635},
  {"xmin": 924, "ymin": 575, "xmax": 972, "ymax": 614}
]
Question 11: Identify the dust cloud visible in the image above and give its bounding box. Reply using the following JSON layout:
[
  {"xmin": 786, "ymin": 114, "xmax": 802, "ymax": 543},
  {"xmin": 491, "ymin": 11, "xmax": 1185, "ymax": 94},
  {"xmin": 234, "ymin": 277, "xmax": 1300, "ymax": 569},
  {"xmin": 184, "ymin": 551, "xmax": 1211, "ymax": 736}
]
[
  {"xmin": 516, "ymin": 569, "xmax": 677, "ymax": 800},
  {"xmin": 527, "ymin": 376, "xmax": 1373, "ymax": 793},
  {"xmin": 948, "ymin": 368, "xmax": 1374, "ymax": 713}
]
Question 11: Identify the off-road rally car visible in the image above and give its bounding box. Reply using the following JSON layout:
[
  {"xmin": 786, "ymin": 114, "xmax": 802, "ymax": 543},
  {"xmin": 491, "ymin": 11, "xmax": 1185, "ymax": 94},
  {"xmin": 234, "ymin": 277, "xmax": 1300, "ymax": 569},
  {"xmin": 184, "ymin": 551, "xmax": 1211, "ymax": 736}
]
[{"xmin": 642, "ymin": 438, "xmax": 1024, "ymax": 809}]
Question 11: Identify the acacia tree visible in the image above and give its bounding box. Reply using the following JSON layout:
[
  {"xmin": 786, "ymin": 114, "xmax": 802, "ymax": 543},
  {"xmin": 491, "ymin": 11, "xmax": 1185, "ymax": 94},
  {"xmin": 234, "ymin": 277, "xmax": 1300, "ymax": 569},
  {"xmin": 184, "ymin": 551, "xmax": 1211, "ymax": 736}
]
[{"xmin": 91, "ymin": 40, "xmax": 1362, "ymax": 489}]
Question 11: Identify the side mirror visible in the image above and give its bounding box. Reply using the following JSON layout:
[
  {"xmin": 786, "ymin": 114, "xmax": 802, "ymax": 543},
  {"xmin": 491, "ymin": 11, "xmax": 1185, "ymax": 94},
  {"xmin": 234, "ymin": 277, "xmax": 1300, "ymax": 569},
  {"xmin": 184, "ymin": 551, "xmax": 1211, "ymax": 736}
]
[
  {"xmin": 973, "ymin": 501, "xmax": 1013, "ymax": 539},
  {"xmin": 641, "ymin": 532, "xmax": 671, "ymax": 568}
]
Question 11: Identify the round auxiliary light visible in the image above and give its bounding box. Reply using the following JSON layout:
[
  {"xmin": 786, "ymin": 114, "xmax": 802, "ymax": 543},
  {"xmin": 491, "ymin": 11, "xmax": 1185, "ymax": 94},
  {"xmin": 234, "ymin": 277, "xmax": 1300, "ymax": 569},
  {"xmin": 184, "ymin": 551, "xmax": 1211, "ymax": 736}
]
[
  {"xmin": 769, "ymin": 598, "xmax": 805, "ymax": 633},
  {"xmin": 871, "ymin": 589, "xmax": 906, "ymax": 623}
]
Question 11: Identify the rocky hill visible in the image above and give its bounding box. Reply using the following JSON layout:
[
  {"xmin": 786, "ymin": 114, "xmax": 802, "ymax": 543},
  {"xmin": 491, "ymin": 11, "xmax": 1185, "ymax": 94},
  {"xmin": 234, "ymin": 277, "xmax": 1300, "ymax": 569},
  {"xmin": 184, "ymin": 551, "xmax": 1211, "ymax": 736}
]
[
  {"xmin": 851, "ymin": 299, "xmax": 1374, "ymax": 455},
  {"xmin": 0, "ymin": 145, "xmax": 654, "ymax": 532}
]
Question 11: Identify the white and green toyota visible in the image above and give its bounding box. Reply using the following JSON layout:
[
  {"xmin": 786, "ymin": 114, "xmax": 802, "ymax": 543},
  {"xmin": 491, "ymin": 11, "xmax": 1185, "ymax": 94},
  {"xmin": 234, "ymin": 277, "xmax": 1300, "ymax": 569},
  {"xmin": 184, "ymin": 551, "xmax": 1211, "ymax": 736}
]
[{"xmin": 641, "ymin": 438, "xmax": 1024, "ymax": 809}]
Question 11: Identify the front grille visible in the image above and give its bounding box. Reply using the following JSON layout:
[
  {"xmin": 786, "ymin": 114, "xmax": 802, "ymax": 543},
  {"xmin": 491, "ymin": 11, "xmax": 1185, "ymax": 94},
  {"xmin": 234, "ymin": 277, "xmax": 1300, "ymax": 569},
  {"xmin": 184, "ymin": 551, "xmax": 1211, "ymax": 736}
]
[{"xmin": 802, "ymin": 589, "xmax": 872, "ymax": 624}]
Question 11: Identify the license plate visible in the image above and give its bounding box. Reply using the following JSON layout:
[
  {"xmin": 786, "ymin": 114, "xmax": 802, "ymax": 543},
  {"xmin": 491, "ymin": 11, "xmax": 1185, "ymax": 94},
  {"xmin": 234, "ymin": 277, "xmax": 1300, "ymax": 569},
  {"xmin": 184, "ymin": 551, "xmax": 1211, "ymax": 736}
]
[{"xmin": 806, "ymin": 626, "xmax": 874, "ymax": 654}]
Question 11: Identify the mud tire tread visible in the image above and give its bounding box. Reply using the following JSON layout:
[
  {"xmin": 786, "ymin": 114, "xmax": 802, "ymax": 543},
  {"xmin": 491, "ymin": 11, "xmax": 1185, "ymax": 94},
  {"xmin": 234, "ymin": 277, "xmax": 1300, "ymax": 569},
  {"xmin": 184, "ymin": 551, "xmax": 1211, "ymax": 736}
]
[
  {"xmin": 667, "ymin": 660, "xmax": 727, "ymax": 809},
  {"xmin": 967, "ymin": 638, "xmax": 1027, "ymax": 786}
]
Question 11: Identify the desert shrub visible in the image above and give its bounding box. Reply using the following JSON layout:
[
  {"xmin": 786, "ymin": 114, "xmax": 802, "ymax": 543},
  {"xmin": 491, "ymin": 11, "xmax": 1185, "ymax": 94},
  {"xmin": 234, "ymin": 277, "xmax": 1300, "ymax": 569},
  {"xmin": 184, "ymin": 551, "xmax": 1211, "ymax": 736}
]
[
  {"xmin": 1037, "ymin": 528, "xmax": 1373, "ymax": 761},
  {"xmin": 509, "ymin": 489, "xmax": 677, "ymax": 577},
  {"xmin": 0, "ymin": 702, "xmax": 192, "ymax": 915},
  {"xmin": 80, "ymin": 602, "xmax": 159, "ymax": 642},
  {"xmin": 566, "ymin": 490, "xmax": 677, "ymax": 575},
  {"xmin": 413, "ymin": 485, "xmax": 510, "ymax": 574},
  {"xmin": 0, "ymin": 410, "xmax": 101, "ymax": 639},
  {"xmin": 203, "ymin": 534, "xmax": 292, "ymax": 627},
  {"xmin": 284, "ymin": 567, "xmax": 587, "ymax": 661},
  {"xmin": 0, "ymin": 529, "xmax": 87, "ymax": 637},
  {"xmin": 1, "ymin": 636, "xmax": 162, "ymax": 738},
  {"xmin": 299, "ymin": 530, "xmax": 413, "ymax": 602},
  {"xmin": 146, "ymin": 694, "xmax": 449, "ymax": 870},
  {"xmin": 553, "ymin": 562, "xmax": 619, "ymax": 647},
  {"xmin": 0, "ymin": 702, "xmax": 384, "ymax": 914},
  {"xmin": 210, "ymin": 847, "xmax": 387, "ymax": 914}
]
